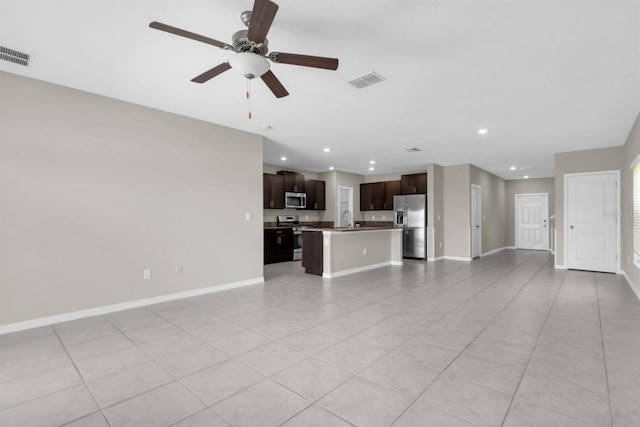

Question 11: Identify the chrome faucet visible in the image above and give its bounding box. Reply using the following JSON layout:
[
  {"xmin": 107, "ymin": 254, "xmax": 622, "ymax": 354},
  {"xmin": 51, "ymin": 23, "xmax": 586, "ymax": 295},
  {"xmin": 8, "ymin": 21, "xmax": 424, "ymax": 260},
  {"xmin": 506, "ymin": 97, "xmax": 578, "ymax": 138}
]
[{"xmin": 342, "ymin": 210, "xmax": 352, "ymax": 228}]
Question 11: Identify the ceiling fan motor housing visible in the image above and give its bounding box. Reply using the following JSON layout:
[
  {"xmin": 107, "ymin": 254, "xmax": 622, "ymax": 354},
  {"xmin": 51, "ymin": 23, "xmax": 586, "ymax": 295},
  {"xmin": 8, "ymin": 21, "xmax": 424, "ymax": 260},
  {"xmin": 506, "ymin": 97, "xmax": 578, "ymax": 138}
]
[{"xmin": 232, "ymin": 30, "xmax": 269, "ymax": 56}]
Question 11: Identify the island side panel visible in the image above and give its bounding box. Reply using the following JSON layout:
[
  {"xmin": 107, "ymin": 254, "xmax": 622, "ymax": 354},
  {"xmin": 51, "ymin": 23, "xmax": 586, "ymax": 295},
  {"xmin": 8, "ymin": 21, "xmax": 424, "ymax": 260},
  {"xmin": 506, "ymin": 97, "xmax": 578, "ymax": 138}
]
[{"xmin": 322, "ymin": 229, "xmax": 402, "ymax": 278}]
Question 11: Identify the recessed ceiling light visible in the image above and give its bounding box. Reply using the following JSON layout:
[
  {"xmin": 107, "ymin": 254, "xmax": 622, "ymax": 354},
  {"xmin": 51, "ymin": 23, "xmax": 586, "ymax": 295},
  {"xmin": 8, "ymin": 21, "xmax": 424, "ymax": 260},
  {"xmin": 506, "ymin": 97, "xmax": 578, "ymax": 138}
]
[
  {"xmin": 510, "ymin": 166, "xmax": 516, "ymax": 170},
  {"xmin": 524, "ymin": 175, "xmax": 529, "ymax": 179},
  {"xmin": 329, "ymin": 166, "xmax": 335, "ymax": 170},
  {"xmin": 369, "ymin": 160, "xmax": 376, "ymax": 164},
  {"xmin": 478, "ymin": 128, "xmax": 488, "ymax": 135},
  {"xmin": 323, "ymin": 148, "xmax": 331, "ymax": 153},
  {"xmin": 280, "ymin": 156, "xmax": 287, "ymax": 161},
  {"xmin": 368, "ymin": 167, "xmax": 374, "ymax": 171}
]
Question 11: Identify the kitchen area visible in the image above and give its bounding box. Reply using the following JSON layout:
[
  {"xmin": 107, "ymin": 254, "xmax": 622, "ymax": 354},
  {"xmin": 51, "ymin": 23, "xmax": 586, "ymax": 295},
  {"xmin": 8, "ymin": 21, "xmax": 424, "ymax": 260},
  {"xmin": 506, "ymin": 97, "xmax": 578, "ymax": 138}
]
[{"xmin": 263, "ymin": 166, "xmax": 429, "ymax": 277}]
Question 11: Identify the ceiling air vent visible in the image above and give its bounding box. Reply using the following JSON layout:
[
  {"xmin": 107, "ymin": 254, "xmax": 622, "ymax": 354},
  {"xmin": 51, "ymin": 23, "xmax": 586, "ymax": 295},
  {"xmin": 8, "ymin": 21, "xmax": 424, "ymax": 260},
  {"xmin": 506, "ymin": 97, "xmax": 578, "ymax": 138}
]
[
  {"xmin": 405, "ymin": 147, "xmax": 422, "ymax": 153},
  {"xmin": 0, "ymin": 46, "xmax": 30, "ymax": 66},
  {"xmin": 348, "ymin": 71, "xmax": 385, "ymax": 89}
]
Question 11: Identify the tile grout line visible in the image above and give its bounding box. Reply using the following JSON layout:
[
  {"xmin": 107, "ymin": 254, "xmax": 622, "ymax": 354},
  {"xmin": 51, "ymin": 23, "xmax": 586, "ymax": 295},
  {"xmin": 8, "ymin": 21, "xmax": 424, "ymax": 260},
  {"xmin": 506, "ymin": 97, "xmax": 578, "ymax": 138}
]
[
  {"xmin": 50, "ymin": 323, "xmax": 113, "ymax": 427},
  {"xmin": 497, "ymin": 263, "xmax": 568, "ymax": 427},
  {"xmin": 594, "ymin": 273, "xmax": 616, "ymax": 427},
  {"xmin": 386, "ymin": 251, "xmax": 551, "ymax": 426},
  {"xmin": 100, "ymin": 314, "xmax": 241, "ymax": 424}
]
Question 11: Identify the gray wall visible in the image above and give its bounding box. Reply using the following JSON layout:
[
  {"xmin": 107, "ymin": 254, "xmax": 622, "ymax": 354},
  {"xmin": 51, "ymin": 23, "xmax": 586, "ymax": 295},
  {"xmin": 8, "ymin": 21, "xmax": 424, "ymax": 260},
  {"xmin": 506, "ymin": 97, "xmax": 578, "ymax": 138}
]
[
  {"xmin": 428, "ymin": 164, "xmax": 445, "ymax": 259},
  {"xmin": 470, "ymin": 165, "xmax": 507, "ymax": 254},
  {"xmin": 554, "ymin": 146, "xmax": 623, "ymax": 267},
  {"xmin": 0, "ymin": 71, "xmax": 264, "ymax": 325},
  {"xmin": 506, "ymin": 178, "xmax": 555, "ymax": 247},
  {"xmin": 443, "ymin": 164, "xmax": 471, "ymax": 258},
  {"xmin": 622, "ymin": 113, "xmax": 640, "ymax": 294}
]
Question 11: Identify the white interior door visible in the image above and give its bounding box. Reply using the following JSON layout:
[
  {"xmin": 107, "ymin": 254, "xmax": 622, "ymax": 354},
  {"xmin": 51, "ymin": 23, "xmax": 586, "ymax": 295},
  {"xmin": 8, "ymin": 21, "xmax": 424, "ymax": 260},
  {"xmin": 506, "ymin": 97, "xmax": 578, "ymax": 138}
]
[
  {"xmin": 516, "ymin": 193, "xmax": 549, "ymax": 250},
  {"xmin": 566, "ymin": 172, "xmax": 617, "ymax": 273},
  {"xmin": 471, "ymin": 185, "xmax": 482, "ymax": 258}
]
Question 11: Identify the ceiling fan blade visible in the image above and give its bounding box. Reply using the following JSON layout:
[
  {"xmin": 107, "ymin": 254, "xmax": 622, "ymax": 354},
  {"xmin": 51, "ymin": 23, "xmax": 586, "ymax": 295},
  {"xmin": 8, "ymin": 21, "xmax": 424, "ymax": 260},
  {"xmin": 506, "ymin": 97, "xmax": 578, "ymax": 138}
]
[
  {"xmin": 261, "ymin": 70, "xmax": 289, "ymax": 98},
  {"xmin": 247, "ymin": 0, "xmax": 279, "ymax": 44},
  {"xmin": 269, "ymin": 52, "xmax": 338, "ymax": 70},
  {"xmin": 149, "ymin": 21, "xmax": 228, "ymax": 49},
  {"xmin": 191, "ymin": 63, "xmax": 232, "ymax": 83}
]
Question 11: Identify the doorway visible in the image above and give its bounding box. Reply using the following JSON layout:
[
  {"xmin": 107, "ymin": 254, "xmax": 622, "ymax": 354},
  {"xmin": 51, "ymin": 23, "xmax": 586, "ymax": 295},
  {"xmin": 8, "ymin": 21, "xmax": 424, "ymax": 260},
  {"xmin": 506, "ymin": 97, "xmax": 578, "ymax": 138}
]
[
  {"xmin": 338, "ymin": 186, "xmax": 353, "ymax": 227},
  {"xmin": 471, "ymin": 184, "xmax": 482, "ymax": 258},
  {"xmin": 516, "ymin": 193, "xmax": 549, "ymax": 250},
  {"xmin": 565, "ymin": 171, "xmax": 619, "ymax": 273}
]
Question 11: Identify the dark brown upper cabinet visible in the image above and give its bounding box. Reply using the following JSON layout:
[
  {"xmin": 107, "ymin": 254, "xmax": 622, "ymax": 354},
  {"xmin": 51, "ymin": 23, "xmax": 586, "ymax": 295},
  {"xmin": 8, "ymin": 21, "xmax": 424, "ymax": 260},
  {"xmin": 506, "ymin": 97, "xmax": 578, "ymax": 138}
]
[
  {"xmin": 400, "ymin": 173, "xmax": 427, "ymax": 194},
  {"xmin": 277, "ymin": 171, "xmax": 306, "ymax": 193},
  {"xmin": 263, "ymin": 173, "xmax": 285, "ymax": 209},
  {"xmin": 360, "ymin": 182, "xmax": 385, "ymax": 211},
  {"xmin": 305, "ymin": 179, "xmax": 326, "ymax": 210},
  {"xmin": 384, "ymin": 180, "xmax": 401, "ymax": 209}
]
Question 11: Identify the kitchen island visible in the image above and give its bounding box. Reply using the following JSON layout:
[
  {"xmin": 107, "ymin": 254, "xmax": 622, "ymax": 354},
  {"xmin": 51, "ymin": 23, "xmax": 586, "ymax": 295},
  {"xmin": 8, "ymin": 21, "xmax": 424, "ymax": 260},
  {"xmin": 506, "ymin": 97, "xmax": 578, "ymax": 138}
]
[{"xmin": 301, "ymin": 227, "xmax": 403, "ymax": 278}]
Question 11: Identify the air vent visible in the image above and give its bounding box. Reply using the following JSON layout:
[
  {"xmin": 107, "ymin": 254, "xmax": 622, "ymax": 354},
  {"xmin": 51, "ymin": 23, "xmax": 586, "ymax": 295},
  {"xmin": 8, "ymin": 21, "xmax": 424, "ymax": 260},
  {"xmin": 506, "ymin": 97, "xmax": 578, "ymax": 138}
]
[
  {"xmin": 405, "ymin": 147, "xmax": 422, "ymax": 153},
  {"xmin": 0, "ymin": 46, "xmax": 30, "ymax": 66},
  {"xmin": 348, "ymin": 71, "xmax": 385, "ymax": 89}
]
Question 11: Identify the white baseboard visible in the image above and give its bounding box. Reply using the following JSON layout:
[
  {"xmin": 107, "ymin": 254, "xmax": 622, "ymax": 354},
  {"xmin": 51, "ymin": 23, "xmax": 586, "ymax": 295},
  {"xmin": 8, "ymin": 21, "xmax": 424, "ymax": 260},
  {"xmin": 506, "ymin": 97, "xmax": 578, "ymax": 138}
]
[
  {"xmin": 391, "ymin": 261, "xmax": 404, "ymax": 266},
  {"xmin": 428, "ymin": 256, "xmax": 445, "ymax": 261},
  {"xmin": 0, "ymin": 277, "xmax": 264, "ymax": 335},
  {"xmin": 622, "ymin": 271, "xmax": 640, "ymax": 301},
  {"xmin": 482, "ymin": 246, "xmax": 513, "ymax": 257},
  {"xmin": 554, "ymin": 264, "xmax": 567, "ymax": 270},
  {"xmin": 443, "ymin": 256, "xmax": 472, "ymax": 262},
  {"xmin": 323, "ymin": 261, "xmax": 395, "ymax": 278}
]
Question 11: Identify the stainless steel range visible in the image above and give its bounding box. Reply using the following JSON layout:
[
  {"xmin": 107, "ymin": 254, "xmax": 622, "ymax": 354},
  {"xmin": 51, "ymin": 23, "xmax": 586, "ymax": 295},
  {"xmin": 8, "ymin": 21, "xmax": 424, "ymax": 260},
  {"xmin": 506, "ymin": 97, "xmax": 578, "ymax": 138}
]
[{"xmin": 276, "ymin": 215, "xmax": 310, "ymax": 261}]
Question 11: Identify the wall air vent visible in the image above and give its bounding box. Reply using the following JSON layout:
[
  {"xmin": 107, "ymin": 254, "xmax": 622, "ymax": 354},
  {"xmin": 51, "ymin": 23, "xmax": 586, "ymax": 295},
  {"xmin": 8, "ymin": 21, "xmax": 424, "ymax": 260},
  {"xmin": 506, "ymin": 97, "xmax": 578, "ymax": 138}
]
[
  {"xmin": 0, "ymin": 46, "xmax": 30, "ymax": 66},
  {"xmin": 405, "ymin": 147, "xmax": 422, "ymax": 152},
  {"xmin": 348, "ymin": 71, "xmax": 385, "ymax": 89}
]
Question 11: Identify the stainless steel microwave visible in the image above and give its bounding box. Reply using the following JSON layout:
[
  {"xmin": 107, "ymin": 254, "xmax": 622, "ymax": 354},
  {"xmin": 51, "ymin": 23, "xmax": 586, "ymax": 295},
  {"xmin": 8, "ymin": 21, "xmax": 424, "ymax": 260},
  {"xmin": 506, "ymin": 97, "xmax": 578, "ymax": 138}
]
[{"xmin": 285, "ymin": 192, "xmax": 306, "ymax": 209}]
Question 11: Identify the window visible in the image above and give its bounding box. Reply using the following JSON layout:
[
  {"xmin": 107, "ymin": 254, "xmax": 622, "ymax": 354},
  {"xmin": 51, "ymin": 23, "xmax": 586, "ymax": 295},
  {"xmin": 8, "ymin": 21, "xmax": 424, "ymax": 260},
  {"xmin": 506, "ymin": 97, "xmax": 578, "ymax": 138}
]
[{"xmin": 634, "ymin": 157, "xmax": 640, "ymax": 263}]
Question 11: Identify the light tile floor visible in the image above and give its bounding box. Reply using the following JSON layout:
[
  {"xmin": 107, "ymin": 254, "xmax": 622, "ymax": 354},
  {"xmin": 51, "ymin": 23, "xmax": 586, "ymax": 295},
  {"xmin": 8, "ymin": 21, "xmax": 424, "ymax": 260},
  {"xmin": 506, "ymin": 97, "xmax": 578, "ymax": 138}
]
[{"xmin": 1, "ymin": 250, "xmax": 639, "ymax": 426}]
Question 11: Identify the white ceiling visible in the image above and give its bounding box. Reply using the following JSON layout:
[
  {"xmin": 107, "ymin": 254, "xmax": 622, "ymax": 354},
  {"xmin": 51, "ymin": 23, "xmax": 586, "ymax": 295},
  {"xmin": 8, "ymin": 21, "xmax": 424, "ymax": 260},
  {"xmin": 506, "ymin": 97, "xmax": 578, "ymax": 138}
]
[{"xmin": 2, "ymin": 0, "xmax": 639, "ymax": 179}]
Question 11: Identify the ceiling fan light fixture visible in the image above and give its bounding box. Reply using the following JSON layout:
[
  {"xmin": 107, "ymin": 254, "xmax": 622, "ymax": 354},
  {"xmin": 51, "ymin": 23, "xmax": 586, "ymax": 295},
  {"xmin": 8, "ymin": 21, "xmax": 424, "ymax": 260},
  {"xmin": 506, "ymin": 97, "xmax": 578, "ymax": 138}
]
[{"xmin": 229, "ymin": 52, "xmax": 270, "ymax": 79}]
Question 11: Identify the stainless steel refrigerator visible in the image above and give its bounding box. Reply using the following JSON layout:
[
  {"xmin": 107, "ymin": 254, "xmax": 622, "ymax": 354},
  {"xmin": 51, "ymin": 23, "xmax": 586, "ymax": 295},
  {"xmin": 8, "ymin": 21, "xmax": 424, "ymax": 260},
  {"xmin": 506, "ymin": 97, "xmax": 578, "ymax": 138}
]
[{"xmin": 393, "ymin": 194, "xmax": 427, "ymax": 259}]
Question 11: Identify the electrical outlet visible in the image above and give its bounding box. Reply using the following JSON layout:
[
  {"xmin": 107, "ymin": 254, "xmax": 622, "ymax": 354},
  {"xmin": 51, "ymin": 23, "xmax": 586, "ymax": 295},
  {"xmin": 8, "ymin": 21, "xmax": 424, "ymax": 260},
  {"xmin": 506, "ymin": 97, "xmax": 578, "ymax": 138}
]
[
  {"xmin": 143, "ymin": 269, "xmax": 152, "ymax": 280},
  {"xmin": 245, "ymin": 212, "xmax": 251, "ymax": 221},
  {"xmin": 305, "ymin": 215, "xmax": 309, "ymax": 220},
  {"xmin": 439, "ymin": 242, "xmax": 442, "ymax": 248},
  {"xmin": 363, "ymin": 248, "xmax": 367, "ymax": 255},
  {"xmin": 382, "ymin": 215, "xmax": 386, "ymax": 220},
  {"xmin": 372, "ymin": 215, "xmax": 376, "ymax": 220},
  {"xmin": 176, "ymin": 265, "xmax": 183, "ymax": 275},
  {"xmin": 437, "ymin": 215, "xmax": 441, "ymax": 221}
]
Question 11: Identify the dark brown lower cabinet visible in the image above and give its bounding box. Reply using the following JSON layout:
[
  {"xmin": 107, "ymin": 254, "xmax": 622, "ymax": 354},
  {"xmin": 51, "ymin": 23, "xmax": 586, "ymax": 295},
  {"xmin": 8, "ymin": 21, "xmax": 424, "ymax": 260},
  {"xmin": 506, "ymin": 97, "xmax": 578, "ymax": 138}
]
[
  {"xmin": 301, "ymin": 231, "xmax": 323, "ymax": 275},
  {"xmin": 264, "ymin": 228, "xmax": 293, "ymax": 264}
]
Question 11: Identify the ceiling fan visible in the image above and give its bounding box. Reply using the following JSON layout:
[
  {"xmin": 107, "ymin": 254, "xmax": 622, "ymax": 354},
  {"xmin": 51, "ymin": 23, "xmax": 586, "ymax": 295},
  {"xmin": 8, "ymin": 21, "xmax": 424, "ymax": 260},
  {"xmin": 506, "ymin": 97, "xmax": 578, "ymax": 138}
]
[{"xmin": 149, "ymin": 0, "xmax": 339, "ymax": 99}]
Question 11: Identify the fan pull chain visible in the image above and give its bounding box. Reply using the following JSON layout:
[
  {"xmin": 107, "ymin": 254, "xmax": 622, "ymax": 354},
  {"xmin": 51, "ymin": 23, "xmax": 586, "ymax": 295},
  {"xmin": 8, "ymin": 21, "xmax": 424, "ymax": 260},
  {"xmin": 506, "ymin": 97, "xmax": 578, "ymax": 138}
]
[{"xmin": 246, "ymin": 78, "xmax": 252, "ymax": 119}]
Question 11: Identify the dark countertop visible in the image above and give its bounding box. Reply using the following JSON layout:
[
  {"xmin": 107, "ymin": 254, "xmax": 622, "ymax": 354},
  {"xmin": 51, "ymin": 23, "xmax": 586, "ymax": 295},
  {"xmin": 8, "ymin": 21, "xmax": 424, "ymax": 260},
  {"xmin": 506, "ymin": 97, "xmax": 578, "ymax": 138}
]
[{"xmin": 302, "ymin": 226, "xmax": 397, "ymax": 232}]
